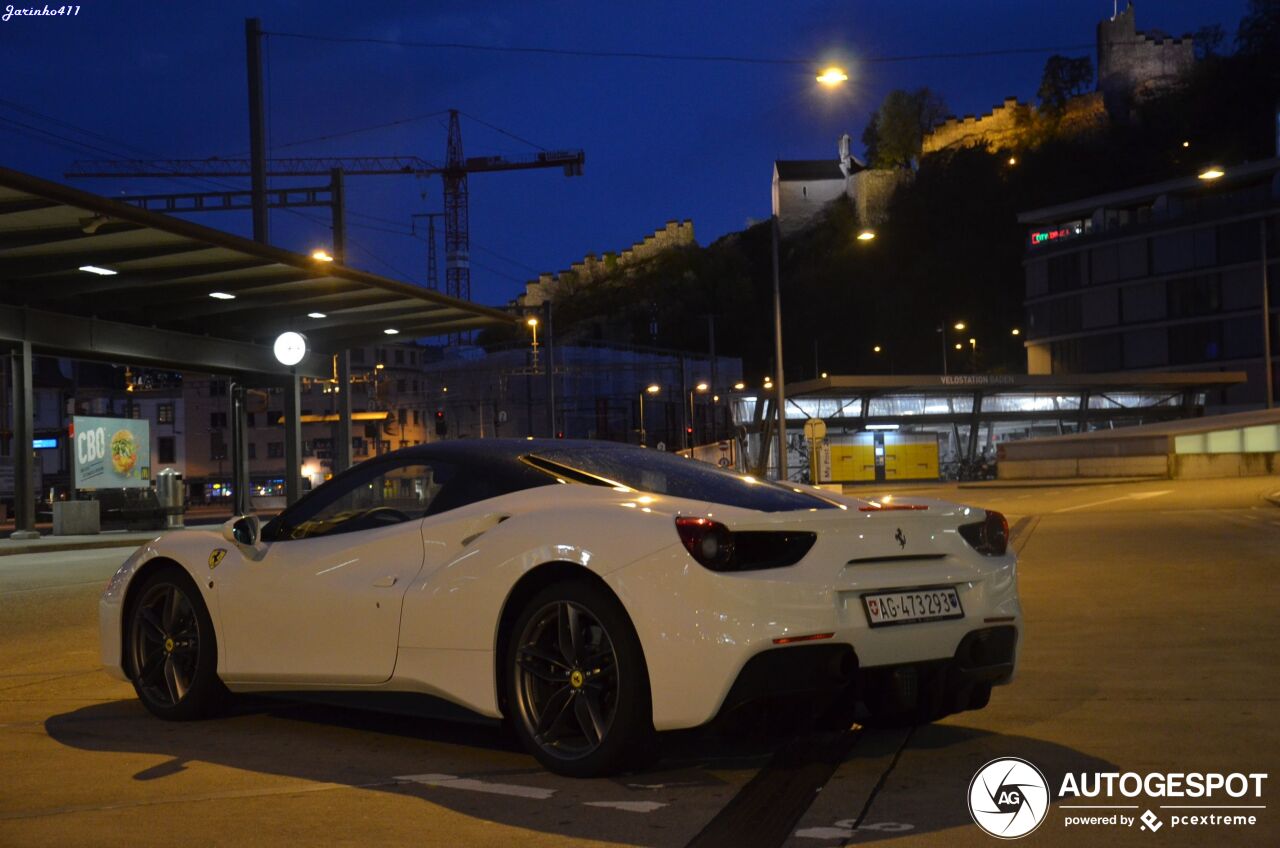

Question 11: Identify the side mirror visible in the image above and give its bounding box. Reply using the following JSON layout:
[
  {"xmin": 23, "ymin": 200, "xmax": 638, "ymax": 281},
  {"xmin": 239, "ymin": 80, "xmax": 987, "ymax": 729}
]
[{"xmin": 221, "ymin": 514, "xmax": 260, "ymax": 546}]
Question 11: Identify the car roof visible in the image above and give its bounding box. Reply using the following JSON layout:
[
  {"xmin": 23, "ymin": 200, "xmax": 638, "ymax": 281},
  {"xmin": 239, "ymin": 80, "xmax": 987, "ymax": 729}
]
[{"xmin": 376, "ymin": 438, "xmax": 646, "ymax": 466}]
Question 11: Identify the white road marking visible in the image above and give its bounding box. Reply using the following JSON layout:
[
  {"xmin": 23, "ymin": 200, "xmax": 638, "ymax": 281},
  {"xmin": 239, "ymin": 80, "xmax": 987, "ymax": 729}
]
[
  {"xmin": 583, "ymin": 800, "xmax": 667, "ymax": 813},
  {"xmin": 393, "ymin": 773, "xmax": 554, "ymax": 800},
  {"xmin": 1052, "ymin": 490, "xmax": 1171, "ymax": 514}
]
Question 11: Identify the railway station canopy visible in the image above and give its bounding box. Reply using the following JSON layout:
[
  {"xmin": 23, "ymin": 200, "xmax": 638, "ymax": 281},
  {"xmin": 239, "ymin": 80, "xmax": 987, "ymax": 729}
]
[
  {"xmin": 0, "ymin": 166, "xmax": 512, "ymax": 378},
  {"xmin": 0, "ymin": 165, "xmax": 514, "ymax": 535},
  {"xmin": 732, "ymin": 371, "xmax": 1249, "ymax": 474}
]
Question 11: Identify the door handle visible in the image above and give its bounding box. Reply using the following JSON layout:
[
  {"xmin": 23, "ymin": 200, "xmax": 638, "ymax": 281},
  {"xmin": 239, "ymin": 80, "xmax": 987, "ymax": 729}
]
[{"xmin": 373, "ymin": 576, "xmax": 398, "ymax": 588}]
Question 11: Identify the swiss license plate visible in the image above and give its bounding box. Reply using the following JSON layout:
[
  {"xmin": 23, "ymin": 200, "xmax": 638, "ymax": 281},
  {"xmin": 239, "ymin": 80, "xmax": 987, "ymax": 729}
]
[{"xmin": 862, "ymin": 587, "xmax": 963, "ymax": 627}]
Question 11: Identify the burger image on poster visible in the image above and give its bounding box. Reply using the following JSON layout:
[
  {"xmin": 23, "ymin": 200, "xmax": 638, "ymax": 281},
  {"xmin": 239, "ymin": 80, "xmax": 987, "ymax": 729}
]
[{"xmin": 111, "ymin": 429, "xmax": 138, "ymax": 476}]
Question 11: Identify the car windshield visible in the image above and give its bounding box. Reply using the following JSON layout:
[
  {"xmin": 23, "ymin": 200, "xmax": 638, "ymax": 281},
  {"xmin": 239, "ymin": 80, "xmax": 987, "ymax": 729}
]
[{"xmin": 526, "ymin": 447, "xmax": 838, "ymax": 512}]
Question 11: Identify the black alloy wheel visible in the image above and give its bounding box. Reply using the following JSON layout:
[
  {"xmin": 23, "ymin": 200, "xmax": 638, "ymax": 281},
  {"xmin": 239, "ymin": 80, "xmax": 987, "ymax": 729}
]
[
  {"xmin": 126, "ymin": 568, "xmax": 225, "ymax": 719},
  {"xmin": 507, "ymin": 581, "xmax": 653, "ymax": 777}
]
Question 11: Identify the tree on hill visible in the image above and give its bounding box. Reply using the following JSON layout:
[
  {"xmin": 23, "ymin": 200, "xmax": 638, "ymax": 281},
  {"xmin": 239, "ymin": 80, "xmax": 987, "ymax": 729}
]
[
  {"xmin": 861, "ymin": 88, "xmax": 948, "ymax": 168},
  {"xmin": 1037, "ymin": 55, "xmax": 1093, "ymax": 112},
  {"xmin": 1236, "ymin": 0, "xmax": 1280, "ymax": 55},
  {"xmin": 1192, "ymin": 24, "xmax": 1226, "ymax": 60}
]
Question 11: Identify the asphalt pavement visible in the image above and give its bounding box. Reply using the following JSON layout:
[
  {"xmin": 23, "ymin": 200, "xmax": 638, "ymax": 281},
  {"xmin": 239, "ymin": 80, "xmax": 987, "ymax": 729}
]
[{"xmin": 1, "ymin": 476, "xmax": 1277, "ymax": 847}]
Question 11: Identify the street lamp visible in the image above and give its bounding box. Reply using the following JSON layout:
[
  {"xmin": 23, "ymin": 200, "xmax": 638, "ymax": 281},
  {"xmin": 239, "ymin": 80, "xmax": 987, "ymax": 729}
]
[
  {"xmin": 639, "ymin": 383, "xmax": 660, "ymax": 447},
  {"xmin": 526, "ymin": 316, "xmax": 539, "ymax": 365},
  {"xmin": 767, "ymin": 65, "xmax": 851, "ymax": 481},
  {"xmin": 1198, "ymin": 166, "xmax": 1225, "ymax": 181},
  {"xmin": 815, "ymin": 67, "xmax": 848, "ymax": 86},
  {"xmin": 937, "ymin": 322, "xmax": 967, "ymax": 375},
  {"xmin": 1011, "ymin": 328, "xmax": 1021, "ymax": 336},
  {"xmin": 688, "ymin": 382, "xmax": 709, "ymax": 449},
  {"xmin": 856, "ymin": 229, "xmax": 876, "ymax": 241}
]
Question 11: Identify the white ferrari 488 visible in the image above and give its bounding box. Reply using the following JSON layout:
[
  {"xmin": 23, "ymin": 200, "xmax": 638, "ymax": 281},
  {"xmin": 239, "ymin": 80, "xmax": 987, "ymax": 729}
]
[{"xmin": 101, "ymin": 440, "xmax": 1020, "ymax": 776}]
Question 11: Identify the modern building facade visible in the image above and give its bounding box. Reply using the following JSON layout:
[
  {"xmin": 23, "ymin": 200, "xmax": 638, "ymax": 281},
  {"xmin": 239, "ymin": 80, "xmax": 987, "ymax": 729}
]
[{"xmin": 1019, "ymin": 158, "xmax": 1279, "ymax": 409}]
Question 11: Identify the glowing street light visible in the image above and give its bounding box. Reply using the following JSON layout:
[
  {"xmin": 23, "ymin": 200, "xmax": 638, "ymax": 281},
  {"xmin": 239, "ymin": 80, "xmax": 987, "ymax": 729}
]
[
  {"xmin": 311, "ymin": 249, "xmax": 335, "ymax": 262},
  {"xmin": 733, "ymin": 381, "xmax": 746, "ymax": 390},
  {"xmin": 1198, "ymin": 167, "xmax": 1225, "ymax": 181},
  {"xmin": 856, "ymin": 229, "xmax": 876, "ymax": 241},
  {"xmin": 815, "ymin": 67, "xmax": 849, "ymax": 87},
  {"xmin": 954, "ymin": 322, "xmax": 967, "ymax": 331},
  {"xmin": 873, "ymin": 345, "xmax": 882, "ymax": 353},
  {"xmin": 1011, "ymin": 328, "xmax": 1022, "ymax": 336}
]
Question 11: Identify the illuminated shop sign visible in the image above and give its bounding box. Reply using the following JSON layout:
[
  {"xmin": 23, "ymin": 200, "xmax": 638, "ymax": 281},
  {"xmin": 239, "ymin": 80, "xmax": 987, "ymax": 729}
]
[
  {"xmin": 33, "ymin": 438, "xmax": 58, "ymax": 449},
  {"xmin": 1029, "ymin": 222, "xmax": 1086, "ymax": 247}
]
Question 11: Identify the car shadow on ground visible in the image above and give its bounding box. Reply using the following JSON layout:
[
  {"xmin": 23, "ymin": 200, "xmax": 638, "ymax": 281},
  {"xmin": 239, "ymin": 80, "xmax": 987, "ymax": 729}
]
[{"xmin": 43, "ymin": 697, "xmax": 1115, "ymax": 847}]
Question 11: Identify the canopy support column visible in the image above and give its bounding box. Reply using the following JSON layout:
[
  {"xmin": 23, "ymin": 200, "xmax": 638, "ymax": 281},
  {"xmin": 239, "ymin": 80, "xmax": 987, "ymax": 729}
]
[
  {"xmin": 283, "ymin": 374, "xmax": 303, "ymax": 504},
  {"xmin": 10, "ymin": 341, "xmax": 37, "ymax": 539},
  {"xmin": 230, "ymin": 382, "xmax": 251, "ymax": 516}
]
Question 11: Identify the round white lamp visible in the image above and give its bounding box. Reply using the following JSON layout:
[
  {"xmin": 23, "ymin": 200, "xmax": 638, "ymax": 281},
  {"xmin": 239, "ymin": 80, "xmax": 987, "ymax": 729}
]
[{"xmin": 273, "ymin": 331, "xmax": 308, "ymax": 366}]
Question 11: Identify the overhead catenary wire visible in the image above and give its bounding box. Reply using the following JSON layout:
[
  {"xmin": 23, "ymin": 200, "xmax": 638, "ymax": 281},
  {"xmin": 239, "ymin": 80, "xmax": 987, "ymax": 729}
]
[{"xmin": 264, "ymin": 29, "xmax": 1101, "ymax": 66}]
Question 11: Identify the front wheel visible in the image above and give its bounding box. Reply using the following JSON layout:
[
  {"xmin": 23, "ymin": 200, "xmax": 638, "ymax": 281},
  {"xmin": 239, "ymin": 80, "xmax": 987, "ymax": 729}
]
[
  {"xmin": 506, "ymin": 581, "xmax": 653, "ymax": 777},
  {"xmin": 126, "ymin": 567, "xmax": 226, "ymax": 720}
]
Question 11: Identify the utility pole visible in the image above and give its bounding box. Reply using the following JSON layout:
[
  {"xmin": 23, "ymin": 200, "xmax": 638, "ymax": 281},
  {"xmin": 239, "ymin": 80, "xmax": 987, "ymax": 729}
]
[
  {"xmin": 543, "ymin": 301, "xmax": 556, "ymax": 437},
  {"xmin": 245, "ymin": 18, "xmax": 268, "ymax": 244},
  {"xmin": 332, "ymin": 167, "xmax": 354, "ymax": 473},
  {"xmin": 444, "ymin": 110, "xmax": 470, "ymax": 344},
  {"xmin": 770, "ymin": 215, "xmax": 788, "ymax": 481}
]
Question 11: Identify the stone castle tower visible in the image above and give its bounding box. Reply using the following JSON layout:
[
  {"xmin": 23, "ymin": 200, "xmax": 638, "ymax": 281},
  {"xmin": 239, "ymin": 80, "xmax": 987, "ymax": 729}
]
[{"xmin": 1097, "ymin": 3, "xmax": 1194, "ymax": 118}]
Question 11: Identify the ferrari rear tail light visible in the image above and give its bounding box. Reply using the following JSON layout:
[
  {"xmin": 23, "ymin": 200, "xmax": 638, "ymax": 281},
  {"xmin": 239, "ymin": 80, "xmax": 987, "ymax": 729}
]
[
  {"xmin": 675, "ymin": 517, "xmax": 734, "ymax": 570},
  {"xmin": 958, "ymin": 510, "xmax": 1009, "ymax": 556},
  {"xmin": 674, "ymin": 517, "xmax": 816, "ymax": 572}
]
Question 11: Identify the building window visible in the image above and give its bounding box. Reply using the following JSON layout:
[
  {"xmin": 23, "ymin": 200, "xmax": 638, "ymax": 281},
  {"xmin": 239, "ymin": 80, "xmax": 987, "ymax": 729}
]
[
  {"xmin": 157, "ymin": 403, "xmax": 175, "ymax": 424},
  {"xmin": 396, "ymin": 379, "xmax": 406, "ymax": 392},
  {"xmin": 412, "ymin": 410, "xmax": 420, "ymax": 426},
  {"xmin": 248, "ymin": 442, "xmax": 257, "ymax": 460},
  {"xmin": 157, "ymin": 436, "xmax": 175, "ymax": 464},
  {"xmin": 351, "ymin": 348, "xmax": 365, "ymax": 364},
  {"xmin": 352, "ymin": 436, "xmax": 367, "ymax": 457},
  {"xmin": 210, "ymin": 380, "xmax": 228, "ymax": 397},
  {"xmin": 210, "ymin": 411, "xmax": 228, "ymax": 429},
  {"xmin": 395, "ymin": 349, "xmax": 405, "ymax": 365},
  {"xmin": 246, "ymin": 412, "xmax": 256, "ymax": 428},
  {"xmin": 398, "ymin": 408, "xmax": 408, "ymax": 427},
  {"xmin": 268, "ymin": 442, "xmax": 284, "ymax": 458},
  {"xmin": 210, "ymin": 431, "xmax": 227, "ymax": 461},
  {"xmin": 268, "ymin": 410, "xmax": 282, "ymax": 426},
  {"xmin": 131, "ymin": 405, "xmax": 142, "ymax": 420},
  {"xmin": 380, "ymin": 440, "xmax": 391, "ymax": 454}
]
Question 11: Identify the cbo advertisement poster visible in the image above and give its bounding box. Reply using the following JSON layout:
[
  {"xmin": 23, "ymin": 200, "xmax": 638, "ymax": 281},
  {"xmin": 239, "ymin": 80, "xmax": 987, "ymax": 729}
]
[{"xmin": 71, "ymin": 416, "xmax": 151, "ymax": 490}]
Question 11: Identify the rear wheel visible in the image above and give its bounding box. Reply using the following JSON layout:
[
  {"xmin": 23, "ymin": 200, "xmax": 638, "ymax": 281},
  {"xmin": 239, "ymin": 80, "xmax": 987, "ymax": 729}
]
[
  {"xmin": 126, "ymin": 567, "xmax": 226, "ymax": 720},
  {"xmin": 506, "ymin": 581, "xmax": 653, "ymax": 777}
]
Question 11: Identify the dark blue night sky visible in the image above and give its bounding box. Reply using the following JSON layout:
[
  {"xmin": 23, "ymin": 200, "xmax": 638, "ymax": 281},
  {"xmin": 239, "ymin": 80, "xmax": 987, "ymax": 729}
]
[{"xmin": 1, "ymin": 1, "xmax": 1247, "ymax": 307}]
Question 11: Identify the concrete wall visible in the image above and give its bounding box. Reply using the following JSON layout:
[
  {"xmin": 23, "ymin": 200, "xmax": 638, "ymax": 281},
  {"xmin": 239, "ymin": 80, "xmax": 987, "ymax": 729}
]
[
  {"xmin": 999, "ymin": 455, "xmax": 1169, "ymax": 479},
  {"xmin": 1171, "ymin": 452, "xmax": 1280, "ymax": 479},
  {"xmin": 1000, "ymin": 452, "xmax": 1280, "ymax": 480}
]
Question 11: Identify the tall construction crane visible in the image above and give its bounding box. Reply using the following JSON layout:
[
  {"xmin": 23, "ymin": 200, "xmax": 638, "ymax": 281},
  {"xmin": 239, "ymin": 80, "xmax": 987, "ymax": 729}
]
[{"xmin": 69, "ymin": 110, "xmax": 584, "ymax": 322}]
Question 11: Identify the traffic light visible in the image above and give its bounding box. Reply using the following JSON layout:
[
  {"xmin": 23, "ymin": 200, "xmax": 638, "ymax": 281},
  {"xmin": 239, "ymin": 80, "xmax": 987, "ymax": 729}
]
[{"xmin": 434, "ymin": 409, "xmax": 447, "ymax": 437}]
